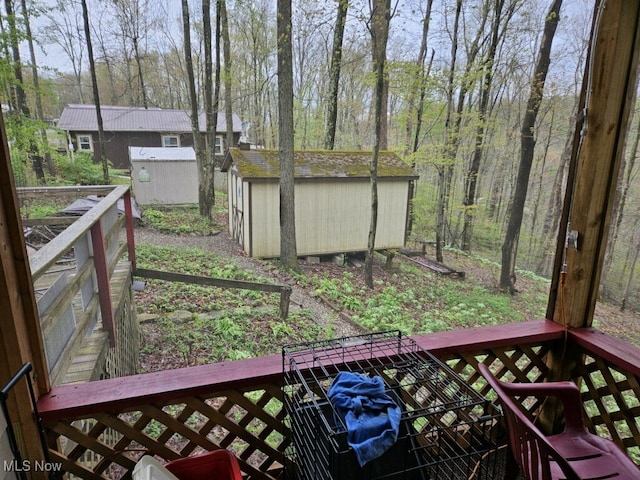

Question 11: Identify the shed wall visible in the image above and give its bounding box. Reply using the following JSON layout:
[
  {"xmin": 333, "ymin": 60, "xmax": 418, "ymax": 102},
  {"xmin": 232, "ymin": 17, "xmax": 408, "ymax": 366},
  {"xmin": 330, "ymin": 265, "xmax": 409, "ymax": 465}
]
[
  {"xmin": 247, "ymin": 180, "xmax": 410, "ymax": 258},
  {"xmin": 131, "ymin": 160, "xmax": 199, "ymax": 205},
  {"xmin": 132, "ymin": 160, "xmax": 227, "ymax": 205}
]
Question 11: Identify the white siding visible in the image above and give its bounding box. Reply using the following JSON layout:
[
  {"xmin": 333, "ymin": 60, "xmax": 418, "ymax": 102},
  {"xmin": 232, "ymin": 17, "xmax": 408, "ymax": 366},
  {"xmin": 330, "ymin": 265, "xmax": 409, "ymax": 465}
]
[
  {"xmin": 131, "ymin": 159, "xmax": 199, "ymax": 205},
  {"xmin": 247, "ymin": 180, "xmax": 410, "ymax": 258}
]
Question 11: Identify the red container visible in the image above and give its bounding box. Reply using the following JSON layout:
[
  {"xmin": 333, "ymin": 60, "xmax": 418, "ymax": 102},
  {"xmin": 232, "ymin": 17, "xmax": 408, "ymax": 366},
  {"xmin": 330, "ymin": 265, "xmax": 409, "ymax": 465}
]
[{"xmin": 165, "ymin": 449, "xmax": 242, "ymax": 480}]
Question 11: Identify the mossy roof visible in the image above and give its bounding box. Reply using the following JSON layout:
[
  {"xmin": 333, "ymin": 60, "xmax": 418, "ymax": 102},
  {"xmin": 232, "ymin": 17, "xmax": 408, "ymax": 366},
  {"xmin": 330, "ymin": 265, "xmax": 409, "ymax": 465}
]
[{"xmin": 225, "ymin": 148, "xmax": 418, "ymax": 180}]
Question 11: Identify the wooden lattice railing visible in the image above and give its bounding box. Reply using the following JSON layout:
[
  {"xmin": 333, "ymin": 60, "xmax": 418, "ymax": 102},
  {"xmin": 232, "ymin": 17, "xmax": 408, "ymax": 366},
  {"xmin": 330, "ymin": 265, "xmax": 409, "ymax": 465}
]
[{"xmin": 38, "ymin": 320, "xmax": 640, "ymax": 479}]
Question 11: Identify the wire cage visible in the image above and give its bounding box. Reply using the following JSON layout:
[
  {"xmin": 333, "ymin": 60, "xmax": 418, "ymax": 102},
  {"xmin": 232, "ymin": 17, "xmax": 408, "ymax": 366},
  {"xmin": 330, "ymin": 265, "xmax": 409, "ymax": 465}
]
[{"xmin": 283, "ymin": 331, "xmax": 501, "ymax": 480}]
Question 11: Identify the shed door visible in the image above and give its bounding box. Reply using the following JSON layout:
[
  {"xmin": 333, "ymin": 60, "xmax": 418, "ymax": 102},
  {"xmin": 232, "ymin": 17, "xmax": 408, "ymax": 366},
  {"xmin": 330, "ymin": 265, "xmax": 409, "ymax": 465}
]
[{"xmin": 231, "ymin": 174, "xmax": 244, "ymax": 246}]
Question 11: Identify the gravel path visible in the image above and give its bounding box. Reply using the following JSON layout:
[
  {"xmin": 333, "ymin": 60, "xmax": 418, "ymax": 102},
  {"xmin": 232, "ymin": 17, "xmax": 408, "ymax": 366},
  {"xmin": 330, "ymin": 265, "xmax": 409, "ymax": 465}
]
[{"xmin": 132, "ymin": 226, "xmax": 363, "ymax": 337}]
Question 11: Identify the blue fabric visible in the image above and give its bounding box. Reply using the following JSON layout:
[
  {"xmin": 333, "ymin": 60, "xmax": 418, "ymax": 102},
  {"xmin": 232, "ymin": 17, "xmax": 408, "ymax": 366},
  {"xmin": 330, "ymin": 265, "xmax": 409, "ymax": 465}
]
[{"xmin": 327, "ymin": 371, "xmax": 401, "ymax": 467}]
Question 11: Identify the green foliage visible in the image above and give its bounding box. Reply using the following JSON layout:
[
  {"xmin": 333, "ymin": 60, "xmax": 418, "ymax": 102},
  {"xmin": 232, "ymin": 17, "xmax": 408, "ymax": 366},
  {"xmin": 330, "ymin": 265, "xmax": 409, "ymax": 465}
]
[
  {"xmin": 21, "ymin": 200, "xmax": 59, "ymax": 218},
  {"xmin": 142, "ymin": 206, "xmax": 221, "ymax": 234},
  {"xmin": 136, "ymin": 244, "xmax": 327, "ymax": 366},
  {"xmin": 306, "ymin": 261, "xmax": 547, "ymax": 336},
  {"xmin": 54, "ymin": 152, "xmax": 107, "ymax": 185}
]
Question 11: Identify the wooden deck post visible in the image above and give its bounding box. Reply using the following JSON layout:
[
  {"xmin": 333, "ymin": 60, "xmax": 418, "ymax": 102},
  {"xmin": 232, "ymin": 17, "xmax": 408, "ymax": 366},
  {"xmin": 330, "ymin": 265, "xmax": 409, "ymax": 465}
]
[
  {"xmin": 543, "ymin": 0, "xmax": 640, "ymax": 433},
  {"xmin": 124, "ymin": 189, "xmax": 136, "ymax": 272},
  {"xmin": 0, "ymin": 111, "xmax": 50, "ymax": 467},
  {"xmin": 91, "ymin": 220, "xmax": 116, "ymax": 347},
  {"xmin": 549, "ymin": 0, "xmax": 640, "ymax": 331}
]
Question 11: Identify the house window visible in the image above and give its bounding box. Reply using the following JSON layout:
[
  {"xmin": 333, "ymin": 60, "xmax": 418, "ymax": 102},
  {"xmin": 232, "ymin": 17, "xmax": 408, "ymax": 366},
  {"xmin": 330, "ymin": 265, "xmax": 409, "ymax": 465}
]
[
  {"xmin": 77, "ymin": 134, "xmax": 93, "ymax": 152},
  {"xmin": 215, "ymin": 135, "xmax": 224, "ymax": 155},
  {"xmin": 163, "ymin": 135, "xmax": 180, "ymax": 147}
]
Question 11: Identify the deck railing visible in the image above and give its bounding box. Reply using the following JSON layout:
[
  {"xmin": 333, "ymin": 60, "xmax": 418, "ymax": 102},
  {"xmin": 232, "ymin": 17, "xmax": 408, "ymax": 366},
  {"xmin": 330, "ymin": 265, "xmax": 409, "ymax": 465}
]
[
  {"xmin": 18, "ymin": 185, "xmax": 137, "ymax": 386},
  {"xmin": 37, "ymin": 320, "xmax": 640, "ymax": 479}
]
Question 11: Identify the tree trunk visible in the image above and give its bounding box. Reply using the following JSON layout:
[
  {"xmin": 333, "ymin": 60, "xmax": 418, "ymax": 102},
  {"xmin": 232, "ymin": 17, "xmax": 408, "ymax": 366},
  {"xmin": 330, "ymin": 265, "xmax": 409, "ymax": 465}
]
[
  {"xmin": 81, "ymin": 0, "xmax": 109, "ymax": 184},
  {"xmin": 462, "ymin": 0, "xmax": 511, "ymax": 252},
  {"xmin": 404, "ymin": 0, "xmax": 433, "ymax": 240},
  {"xmin": 369, "ymin": 0, "xmax": 390, "ymax": 152},
  {"xmin": 182, "ymin": 0, "xmax": 208, "ymax": 217},
  {"xmin": 404, "ymin": 0, "xmax": 433, "ymax": 156},
  {"xmin": 220, "ymin": 0, "xmax": 234, "ymax": 152},
  {"xmin": 5, "ymin": 0, "xmax": 44, "ymax": 180},
  {"xmin": 601, "ymin": 94, "xmax": 640, "ymax": 292},
  {"xmin": 536, "ymin": 112, "xmax": 573, "ymax": 276},
  {"xmin": 132, "ymin": 35, "xmax": 149, "ymax": 109},
  {"xmin": 500, "ymin": 0, "xmax": 562, "ymax": 293},
  {"xmin": 435, "ymin": 0, "xmax": 462, "ymax": 262},
  {"xmin": 364, "ymin": 0, "xmax": 391, "ymax": 288},
  {"xmin": 21, "ymin": 0, "xmax": 54, "ymax": 177},
  {"xmin": 324, "ymin": 0, "xmax": 348, "ymax": 150},
  {"xmin": 277, "ymin": 0, "xmax": 298, "ymax": 272},
  {"xmin": 203, "ymin": 0, "xmax": 218, "ymax": 214},
  {"xmin": 5, "ymin": 0, "xmax": 27, "ymax": 115}
]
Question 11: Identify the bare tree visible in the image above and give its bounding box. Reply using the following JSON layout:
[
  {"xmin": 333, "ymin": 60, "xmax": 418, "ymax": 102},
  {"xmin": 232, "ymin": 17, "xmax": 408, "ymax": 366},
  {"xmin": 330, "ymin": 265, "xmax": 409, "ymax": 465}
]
[
  {"xmin": 80, "ymin": 0, "xmax": 109, "ymax": 183},
  {"xmin": 324, "ymin": 0, "xmax": 348, "ymax": 150},
  {"xmin": 42, "ymin": 0, "xmax": 85, "ymax": 102},
  {"xmin": 435, "ymin": 0, "xmax": 462, "ymax": 262},
  {"xmin": 462, "ymin": 0, "xmax": 520, "ymax": 251},
  {"xmin": 220, "ymin": 0, "xmax": 234, "ymax": 152},
  {"xmin": 109, "ymin": 0, "xmax": 159, "ymax": 108},
  {"xmin": 277, "ymin": 0, "xmax": 298, "ymax": 271},
  {"xmin": 182, "ymin": 0, "xmax": 209, "ymax": 217},
  {"xmin": 364, "ymin": 0, "xmax": 391, "ymax": 288},
  {"xmin": 21, "ymin": 0, "xmax": 54, "ymax": 176},
  {"xmin": 203, "ymin": 0, "xmax": 218, "ymax": 210},
  {"xmin": 500, "ymin": 0, "xmax": 563, "ymax": 293}
]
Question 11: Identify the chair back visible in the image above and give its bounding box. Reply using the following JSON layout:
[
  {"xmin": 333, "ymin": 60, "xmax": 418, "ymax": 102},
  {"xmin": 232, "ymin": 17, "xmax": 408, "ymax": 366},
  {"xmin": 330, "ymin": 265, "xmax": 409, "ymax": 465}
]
[{"xmin": 477, "ymin": 363, "xmax": 579, "ymax": 480}]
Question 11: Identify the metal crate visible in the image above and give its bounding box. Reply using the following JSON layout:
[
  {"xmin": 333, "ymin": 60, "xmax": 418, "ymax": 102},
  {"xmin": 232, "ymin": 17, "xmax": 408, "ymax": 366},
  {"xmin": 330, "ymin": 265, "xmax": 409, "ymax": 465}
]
[{"xmin": 283, "ymin": 331, "xmax": 501, "ymax": 480}]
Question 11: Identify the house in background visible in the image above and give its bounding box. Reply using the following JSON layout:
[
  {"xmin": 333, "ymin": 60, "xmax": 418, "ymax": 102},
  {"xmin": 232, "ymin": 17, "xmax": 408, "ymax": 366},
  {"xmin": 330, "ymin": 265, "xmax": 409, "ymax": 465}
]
[
  {"xmin": 57, "ymin": 104, "xmax": 242, "ymax": 170},
  {"xmin": 221, "ymin": 148, "xmax": 418, "ymax": 258}
]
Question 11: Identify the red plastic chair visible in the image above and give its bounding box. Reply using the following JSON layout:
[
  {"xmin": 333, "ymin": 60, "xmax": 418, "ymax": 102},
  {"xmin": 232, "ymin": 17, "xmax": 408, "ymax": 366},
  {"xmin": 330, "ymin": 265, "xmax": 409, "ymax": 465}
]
[
  {"xmin": 477, "ymin": 362, "xmax": 639, "ymax": 480},
  {"xmin": 165, "ymin": 449, "xmax": 242, "ymax": 480}
]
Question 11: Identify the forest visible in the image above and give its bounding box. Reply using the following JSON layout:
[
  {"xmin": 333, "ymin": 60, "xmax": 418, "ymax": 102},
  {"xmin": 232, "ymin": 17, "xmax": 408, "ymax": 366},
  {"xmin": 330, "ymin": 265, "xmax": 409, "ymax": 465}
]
[{"xmin": 3, "ymin": 0, "xmax": 640, "ymax": 308}]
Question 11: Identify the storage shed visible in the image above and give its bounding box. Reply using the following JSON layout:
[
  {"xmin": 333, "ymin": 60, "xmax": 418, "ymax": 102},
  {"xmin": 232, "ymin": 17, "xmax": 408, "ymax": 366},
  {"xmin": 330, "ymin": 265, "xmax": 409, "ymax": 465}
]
[
  {"xmin": 129, "ymin": 147, "xmax": 228, "ymax": 205},
  {"xmin": 221, "ymin": 148, "xmax": 418, "ymax": 258},
  {"xmin": 130, "ymin": 147, "xmax": 198, "ymax": 205}
]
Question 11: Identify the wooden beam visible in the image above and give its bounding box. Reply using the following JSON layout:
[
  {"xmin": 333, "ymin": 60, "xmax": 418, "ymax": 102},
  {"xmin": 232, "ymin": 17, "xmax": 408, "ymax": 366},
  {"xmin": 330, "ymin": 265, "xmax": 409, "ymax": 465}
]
[
  {"xmin": 0, "ymin": 111, "xmax": 49, "ymax": 465},
  {"xmin": 91, "ymin": 221, "xmax": 116, "ymax": 348},
  {"xmin": 552, "ymin": 1, "xmax": 640, "ymax": 329},
  {"xmin": 28, "ymin": 185, "xmax": 129, "ymax": 280}
]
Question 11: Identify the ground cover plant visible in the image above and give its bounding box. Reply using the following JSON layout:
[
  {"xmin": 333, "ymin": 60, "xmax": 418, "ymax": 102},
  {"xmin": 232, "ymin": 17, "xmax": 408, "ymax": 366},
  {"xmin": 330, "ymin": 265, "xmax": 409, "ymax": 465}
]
[
  {"xmin": 141, "ymin": 206, "xmax": 224, "ymax": 235},
  {"xmin": 135, "ymin": 243, "xmax": 329, "ymax": 371},
  {"xmin": 135, "ymin": 204, "xmax": 640, "ymax": 376},
  {"xmin": 295, "ymin": 253, "xmax": 550, "ymax": 336}
]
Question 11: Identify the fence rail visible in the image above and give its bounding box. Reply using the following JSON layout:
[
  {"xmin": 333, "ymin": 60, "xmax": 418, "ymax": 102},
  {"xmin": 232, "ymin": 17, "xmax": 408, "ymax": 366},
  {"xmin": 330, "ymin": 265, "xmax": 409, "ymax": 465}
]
[{"xmin": 18, "ymin": 185, "xmax": 136, "ymax": 385}]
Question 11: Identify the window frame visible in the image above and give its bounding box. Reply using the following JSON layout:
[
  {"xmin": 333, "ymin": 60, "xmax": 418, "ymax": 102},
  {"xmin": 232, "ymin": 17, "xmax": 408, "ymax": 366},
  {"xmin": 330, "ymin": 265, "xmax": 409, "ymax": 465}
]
[
  {"xmin": 214, "ymin": 135, "xmax": 224, "ymax": 155},
  {"xmin": 162, "ymin": 135, "xmax": 180, "ymax": 148},
  {"xmin": 76, "ymin": 134, "xmax": 93, "ymax": 152}
]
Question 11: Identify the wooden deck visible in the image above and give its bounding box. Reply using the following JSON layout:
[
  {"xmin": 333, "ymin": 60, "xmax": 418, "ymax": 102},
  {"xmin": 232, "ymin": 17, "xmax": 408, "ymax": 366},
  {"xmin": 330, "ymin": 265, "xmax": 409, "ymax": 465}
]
[
  {"xmin": 18, "ymin": 186, "xmax": 138, "ymax": 386},
  {"xmin": 37, "ymin": 320, "xmax": 640, "ymax": 479}
]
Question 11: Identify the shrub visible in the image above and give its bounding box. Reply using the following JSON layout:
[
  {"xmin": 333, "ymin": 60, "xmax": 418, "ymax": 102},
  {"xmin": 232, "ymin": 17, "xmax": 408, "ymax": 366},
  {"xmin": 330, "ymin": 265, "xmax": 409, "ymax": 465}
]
[{"xmin": 54, "ymin": 152, "xmax": 108, "ymax": 185}]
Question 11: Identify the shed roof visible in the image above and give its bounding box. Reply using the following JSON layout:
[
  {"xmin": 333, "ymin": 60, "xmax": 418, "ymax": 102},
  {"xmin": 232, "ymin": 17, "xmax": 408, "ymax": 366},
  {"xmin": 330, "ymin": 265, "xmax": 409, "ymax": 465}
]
[
  {"xmin": 223, "ymin": 148, "xmax": 418, "ymax": 180},
  {"xmin": 57, "ymin": 104, "xmax": 242, "ymax": 133},
  {"xmin": 129, "ymin": 146, "xmax": 195, "ymax": 161}
]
